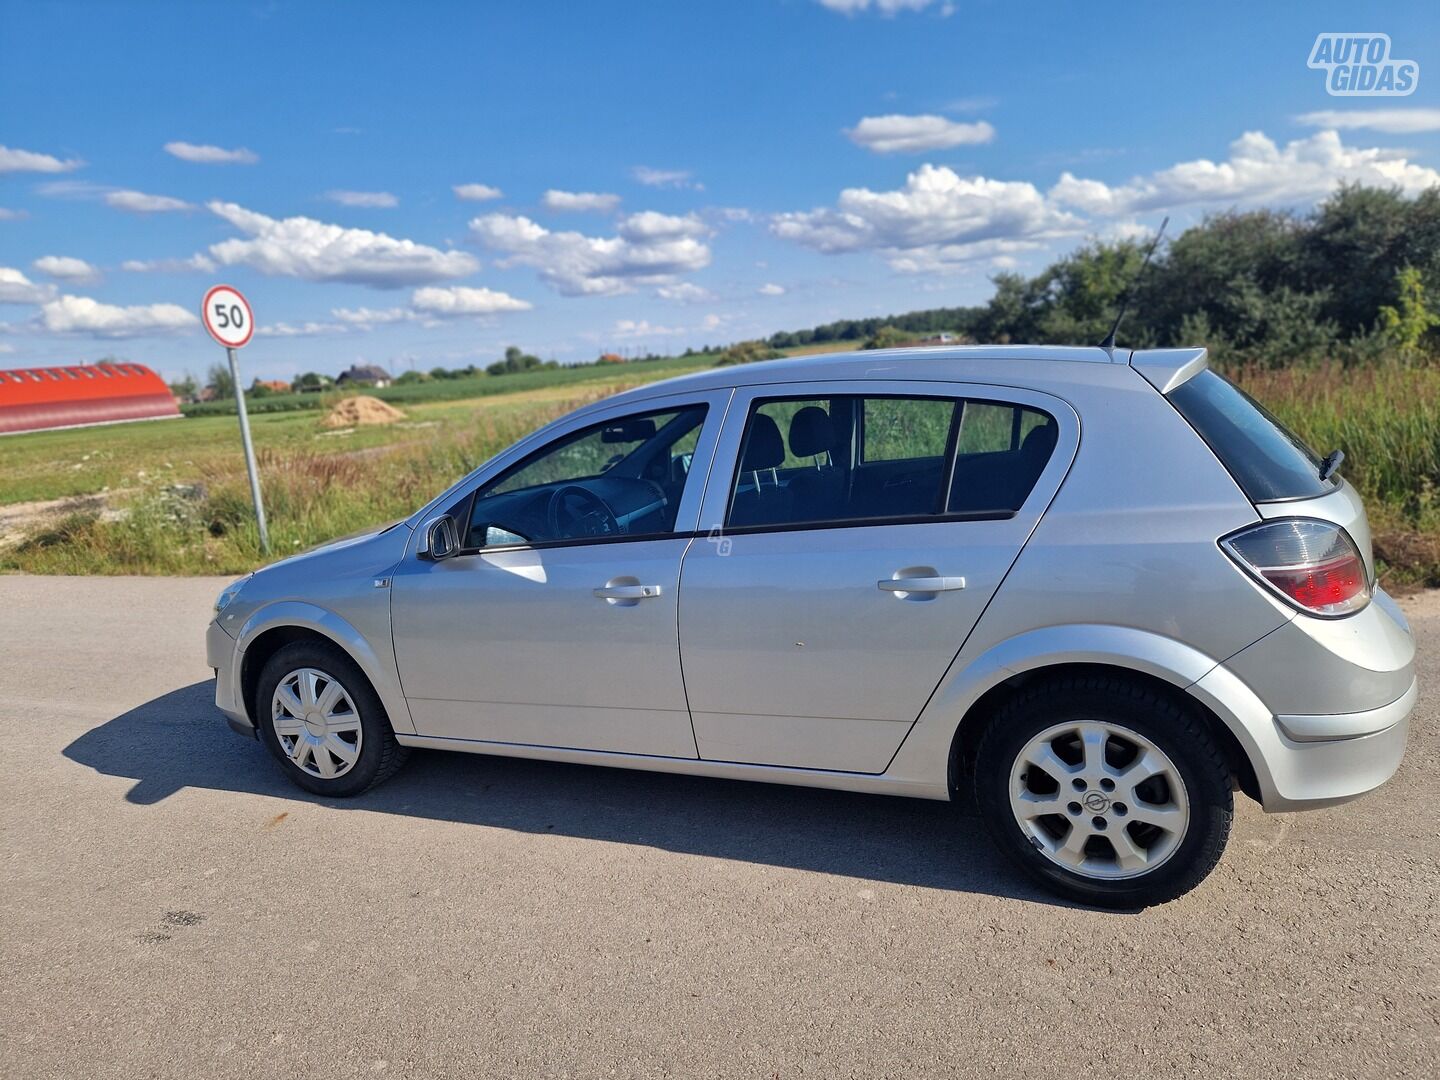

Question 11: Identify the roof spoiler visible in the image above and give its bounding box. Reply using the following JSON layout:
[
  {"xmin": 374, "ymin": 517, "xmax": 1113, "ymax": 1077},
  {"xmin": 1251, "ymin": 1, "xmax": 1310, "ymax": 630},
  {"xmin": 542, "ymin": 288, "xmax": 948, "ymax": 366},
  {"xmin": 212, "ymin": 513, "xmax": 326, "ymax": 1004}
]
[{"xmin": 1130, "ymin": 347, "xmax": 1208, "ymax": 394}]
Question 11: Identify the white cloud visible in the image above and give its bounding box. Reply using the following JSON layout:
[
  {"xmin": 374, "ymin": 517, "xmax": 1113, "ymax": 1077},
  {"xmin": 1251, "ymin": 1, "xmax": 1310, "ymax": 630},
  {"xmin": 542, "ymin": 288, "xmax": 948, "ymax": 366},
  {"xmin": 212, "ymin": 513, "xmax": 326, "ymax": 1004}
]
[
  {"xmin": 325, "ymin": 190, "xmax": 399, "ymax": 208},
  {"xmin": 846, "ymin": 114, "xmax": 995, "ymax": 154},
  {"xmin": 0, "ymin": 207, "xmax": 28, "ymax": 221},
  {"xmin": 207, "ymin": 201, "xmax": 478, "ymax": 287},
  {"xmin": 0, "ymin": 343, "xmax": 14, "ymax": 353},
  {"xmin": 33, "ymin": 256, "xmax": 99, "ymax": 283},
  {"xmin": 332, "ymin": 305, "xmax": 413, "ymax": 327},
  {"xmin": 106, "ymin": 189, "xmax": 193, "ymax": 213},
  {"xmin": 1050, "ymin": 130, "xmax": 1440, "ymax": 215},
  {"xmin": 122, "ymin": 254, "xmax": 217, "ymax": 274},
  {"xmin": 632, "ymin": 166, "xmax": 702, "ymax": 190},
  {"xmin": 38, "ymin": 294, "xmax": 197, "ymax": 337},
  {"xmin": 774, "ymin": 129, "xmax": 1440, "ymax": 273},
  {"xmin": 773, "ymin": 163, "xmax": 1080, "ymax": 271},
  {"xmin": 257, "ymin": 321, "xmax": 348, "ymax": 338},
  {"xmin": 758, "ymin": 282, "xmax": 787, "ymax": 296},
  {"xmin": 411, "ymin": 285, "xmax": 532, "ymax": 316},
  {"xmin": 164, "ymin": 141, "xmax": 258, "ymax": 165},
  {"xmin": 816, "ymin": 0, "xmax": 939, "ymax": 14},
  {"xmin": 453, "ymin": 183, "xmax": 504, "ymax": 201},
  {"xmin": 0, "ymin": 267, "xmax": 57, "ymax": 304},
  {"xmin": 542, "ymin": 189, "xmax": 621, "ymax": 213},
  {"xmin": 1296, "ymin": 108, "xmax": 1440, "ymax": 135},
  {"xmin": 470, "ymin": 210, "xmax": 711, "ymax": 296},
  {"xmin": 655, "ymin": 282, "xmax": 715, "ymax": 303},
  {"xmin": 0, "ymin": 145, "xmax": 83, "ymax": 174},
  {"xmin": 609, "ymin": 318, "xmax": 686, "ymax": 340}
]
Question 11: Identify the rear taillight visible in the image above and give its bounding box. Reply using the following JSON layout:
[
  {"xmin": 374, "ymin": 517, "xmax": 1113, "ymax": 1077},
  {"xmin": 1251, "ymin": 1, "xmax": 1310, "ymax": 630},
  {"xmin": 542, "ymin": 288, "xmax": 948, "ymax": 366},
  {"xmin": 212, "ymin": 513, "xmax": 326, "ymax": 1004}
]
[{"xmin": 1220, "ymin": 518, "xmax": 1371, "ymax": 618}]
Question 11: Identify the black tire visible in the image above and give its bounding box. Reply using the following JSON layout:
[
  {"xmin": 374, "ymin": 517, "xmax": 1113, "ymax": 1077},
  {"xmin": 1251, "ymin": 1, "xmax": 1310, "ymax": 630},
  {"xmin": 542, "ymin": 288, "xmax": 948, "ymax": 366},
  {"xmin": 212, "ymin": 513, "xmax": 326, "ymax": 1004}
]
[
  {"xmin": 256, "ymin": 640, "xmax": 409, "ymax": 797},
  {"xmin": 974, "ymin": 675, "xmax": 1233, "ymax": 908}
]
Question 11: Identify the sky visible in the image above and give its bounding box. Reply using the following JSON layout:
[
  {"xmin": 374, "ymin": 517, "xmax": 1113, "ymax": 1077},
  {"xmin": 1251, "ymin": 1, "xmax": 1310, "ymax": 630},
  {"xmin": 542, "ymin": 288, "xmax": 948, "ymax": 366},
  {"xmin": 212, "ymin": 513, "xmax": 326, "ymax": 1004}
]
[{"xmin": 2, "ymin": 0, "xmax": 1439, "ymax": 385}]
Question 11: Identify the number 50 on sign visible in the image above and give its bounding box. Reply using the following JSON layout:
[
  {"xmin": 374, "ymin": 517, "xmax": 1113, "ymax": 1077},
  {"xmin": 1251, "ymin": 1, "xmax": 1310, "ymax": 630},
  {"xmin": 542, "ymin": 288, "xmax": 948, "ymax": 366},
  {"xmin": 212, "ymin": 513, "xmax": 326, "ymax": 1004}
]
[{"xmin": 202, "ymin": 284, "xmax": 254, "ymax": 349}]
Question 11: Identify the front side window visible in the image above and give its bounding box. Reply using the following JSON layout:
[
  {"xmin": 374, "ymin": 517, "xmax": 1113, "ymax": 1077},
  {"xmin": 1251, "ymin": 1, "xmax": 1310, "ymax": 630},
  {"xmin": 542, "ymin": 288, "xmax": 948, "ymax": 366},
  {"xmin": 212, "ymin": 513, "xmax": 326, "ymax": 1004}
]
[
  {"xmin": 465, "ymin": 404, "xmax": 708, "ymax": 549},
  {"xmin": 727, "ymin": 394, "xmax": 1057, "ymax": 530}
]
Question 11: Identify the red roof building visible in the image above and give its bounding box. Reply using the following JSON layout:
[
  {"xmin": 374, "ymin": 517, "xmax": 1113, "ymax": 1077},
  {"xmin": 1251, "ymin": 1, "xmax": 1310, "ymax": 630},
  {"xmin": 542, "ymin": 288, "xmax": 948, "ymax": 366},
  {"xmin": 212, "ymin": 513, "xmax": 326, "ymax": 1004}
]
[{"xmin": 0, "ymin": 363, "xmax": 180, "ymax": 435}]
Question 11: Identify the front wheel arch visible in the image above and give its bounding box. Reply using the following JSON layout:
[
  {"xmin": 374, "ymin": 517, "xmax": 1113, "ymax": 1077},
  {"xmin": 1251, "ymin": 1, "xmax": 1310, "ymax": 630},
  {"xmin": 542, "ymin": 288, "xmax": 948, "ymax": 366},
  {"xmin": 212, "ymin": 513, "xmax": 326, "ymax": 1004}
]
[{"xmin": 241, "ymin": 625, "xmax": 338, "ymax": 725}]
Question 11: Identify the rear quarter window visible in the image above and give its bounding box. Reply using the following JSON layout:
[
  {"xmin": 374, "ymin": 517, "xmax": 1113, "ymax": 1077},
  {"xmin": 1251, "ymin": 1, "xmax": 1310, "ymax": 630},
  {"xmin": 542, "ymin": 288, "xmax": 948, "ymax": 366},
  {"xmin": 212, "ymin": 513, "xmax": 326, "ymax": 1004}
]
[{"xmin": 1166, "ymin": 370, "xmax": 1333, "ymax": 502}]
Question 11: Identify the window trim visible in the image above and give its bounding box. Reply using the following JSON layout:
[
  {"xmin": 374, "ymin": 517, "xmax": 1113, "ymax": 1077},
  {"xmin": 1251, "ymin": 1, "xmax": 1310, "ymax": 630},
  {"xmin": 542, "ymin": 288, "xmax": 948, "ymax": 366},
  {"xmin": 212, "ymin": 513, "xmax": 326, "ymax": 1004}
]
[{"xmin": 720, "ymin": 389, "xmax": 1055, "ymax": 535}]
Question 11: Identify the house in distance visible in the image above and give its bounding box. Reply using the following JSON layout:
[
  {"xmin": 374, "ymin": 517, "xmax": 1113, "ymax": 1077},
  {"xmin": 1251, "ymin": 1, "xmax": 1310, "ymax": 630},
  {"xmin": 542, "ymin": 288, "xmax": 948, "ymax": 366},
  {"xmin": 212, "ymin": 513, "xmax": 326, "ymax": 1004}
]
[{"xmin": 335, "ymin": 364, "xmax": 393, "ymax": 389}]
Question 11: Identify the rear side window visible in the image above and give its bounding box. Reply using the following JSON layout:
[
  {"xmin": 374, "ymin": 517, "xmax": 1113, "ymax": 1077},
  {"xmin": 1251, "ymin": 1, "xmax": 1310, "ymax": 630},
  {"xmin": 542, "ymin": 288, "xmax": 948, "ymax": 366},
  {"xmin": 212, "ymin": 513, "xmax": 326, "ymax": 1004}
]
[
  {"xmin": 1167, "ymin": 370, "xmax": 1332, "ymax": 502},
  {"xmin": 726, "ymin": 394, "xmax": 1058, "ymax": 530}
]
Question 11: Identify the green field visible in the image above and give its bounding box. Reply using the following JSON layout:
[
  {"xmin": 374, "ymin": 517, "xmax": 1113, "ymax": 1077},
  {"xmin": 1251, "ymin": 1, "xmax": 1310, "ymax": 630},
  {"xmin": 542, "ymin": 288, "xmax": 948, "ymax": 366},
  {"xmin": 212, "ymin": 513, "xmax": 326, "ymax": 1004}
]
[{"xmin": 2, "ymin": 356, "xmax": 1437, "ymax": 588}]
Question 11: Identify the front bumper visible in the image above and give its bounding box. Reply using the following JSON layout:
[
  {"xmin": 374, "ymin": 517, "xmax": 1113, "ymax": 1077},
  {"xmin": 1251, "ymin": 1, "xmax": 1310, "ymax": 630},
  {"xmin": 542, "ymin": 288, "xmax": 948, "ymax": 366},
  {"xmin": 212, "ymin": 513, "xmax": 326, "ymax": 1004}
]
[{"xmin": 206, "ymin": 618, "xmax": 254, "ymax": 737}]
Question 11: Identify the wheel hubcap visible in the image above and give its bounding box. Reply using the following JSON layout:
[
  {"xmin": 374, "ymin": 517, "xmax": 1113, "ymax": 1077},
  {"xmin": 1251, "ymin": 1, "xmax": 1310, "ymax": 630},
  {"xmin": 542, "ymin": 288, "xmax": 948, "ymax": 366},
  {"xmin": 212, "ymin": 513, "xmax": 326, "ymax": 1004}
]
[
  {"xmin": 1009, "ymin": 720, "xmax": 1190, "ymax": 880},
  {"xmin": 271, "ymin": 667, "xmax": 362, "ymax": 780}
]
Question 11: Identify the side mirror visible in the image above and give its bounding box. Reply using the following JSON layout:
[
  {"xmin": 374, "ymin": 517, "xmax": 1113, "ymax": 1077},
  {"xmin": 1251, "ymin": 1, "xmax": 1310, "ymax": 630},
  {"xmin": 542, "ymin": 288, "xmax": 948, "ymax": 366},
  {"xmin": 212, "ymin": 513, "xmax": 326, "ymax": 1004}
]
[{"xmin": 423, "ymin": 515, "xmax": 459, "ymax": 561}]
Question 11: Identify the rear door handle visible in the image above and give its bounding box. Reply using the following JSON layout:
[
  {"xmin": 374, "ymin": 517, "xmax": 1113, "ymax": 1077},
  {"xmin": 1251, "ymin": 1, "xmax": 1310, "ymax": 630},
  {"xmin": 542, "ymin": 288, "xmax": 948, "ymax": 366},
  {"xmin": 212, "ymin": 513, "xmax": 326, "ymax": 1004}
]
[
  {"xmin": 877, "ymin": 576, "xmax": 966, "ymax": 594},
  {"xmin": 593, "ymin": 584, "xmax": 663, "ymax": 600}
]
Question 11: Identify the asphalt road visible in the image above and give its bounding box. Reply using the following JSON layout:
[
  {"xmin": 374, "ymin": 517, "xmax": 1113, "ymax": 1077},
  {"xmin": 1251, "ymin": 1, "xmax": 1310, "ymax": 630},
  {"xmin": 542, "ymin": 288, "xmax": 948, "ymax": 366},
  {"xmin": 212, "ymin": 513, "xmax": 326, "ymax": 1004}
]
[{"xmin": 1, "ymin": 575, "xmax": 1436, "ymax": 1079}]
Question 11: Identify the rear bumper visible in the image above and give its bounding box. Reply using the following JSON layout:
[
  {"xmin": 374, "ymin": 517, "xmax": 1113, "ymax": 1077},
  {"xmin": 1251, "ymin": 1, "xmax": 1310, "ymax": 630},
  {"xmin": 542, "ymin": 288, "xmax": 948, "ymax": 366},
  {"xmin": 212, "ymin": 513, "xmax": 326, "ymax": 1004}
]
[{"xmin": 1191, "ymin": 668, "xmax": 1415, "ymax": 812}]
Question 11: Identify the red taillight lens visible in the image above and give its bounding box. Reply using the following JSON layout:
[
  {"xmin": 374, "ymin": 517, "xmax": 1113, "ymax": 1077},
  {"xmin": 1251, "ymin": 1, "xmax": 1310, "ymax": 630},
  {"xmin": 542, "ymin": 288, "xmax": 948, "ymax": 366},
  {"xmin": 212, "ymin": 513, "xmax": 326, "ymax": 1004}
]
[{"xmin": 1221, "ymin": 519, "xmax": 1371, "ymax": 617}]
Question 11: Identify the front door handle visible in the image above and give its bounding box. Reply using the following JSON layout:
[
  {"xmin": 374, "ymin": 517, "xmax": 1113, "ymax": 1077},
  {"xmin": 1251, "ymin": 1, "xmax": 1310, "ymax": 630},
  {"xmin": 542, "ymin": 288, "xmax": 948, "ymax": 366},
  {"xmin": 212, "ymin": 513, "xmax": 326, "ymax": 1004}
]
[
  {"xmin": 593, "ymin": 583, "xmax": 663, "ymax": 600},
  {"xmin": 877, "ymin": 575, "xmax": 966, "ymax": 594}
]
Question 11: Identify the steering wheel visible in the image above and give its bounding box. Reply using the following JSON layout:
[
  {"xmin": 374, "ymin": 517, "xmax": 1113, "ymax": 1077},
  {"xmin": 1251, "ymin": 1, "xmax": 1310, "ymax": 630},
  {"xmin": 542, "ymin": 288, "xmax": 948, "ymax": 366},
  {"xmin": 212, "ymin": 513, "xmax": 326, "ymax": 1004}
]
[{"xmin": 546, "ymin": 485, "xmax": 622, "ymax": 540}]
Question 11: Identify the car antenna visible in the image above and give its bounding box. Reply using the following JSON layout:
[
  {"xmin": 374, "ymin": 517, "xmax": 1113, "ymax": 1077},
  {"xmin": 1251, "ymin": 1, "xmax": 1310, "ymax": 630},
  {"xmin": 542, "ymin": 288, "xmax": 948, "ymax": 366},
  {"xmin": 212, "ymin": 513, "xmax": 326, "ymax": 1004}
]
[{"xmin": 1098, "ymin": 215, "xmax": 1168, "ymax": 354}]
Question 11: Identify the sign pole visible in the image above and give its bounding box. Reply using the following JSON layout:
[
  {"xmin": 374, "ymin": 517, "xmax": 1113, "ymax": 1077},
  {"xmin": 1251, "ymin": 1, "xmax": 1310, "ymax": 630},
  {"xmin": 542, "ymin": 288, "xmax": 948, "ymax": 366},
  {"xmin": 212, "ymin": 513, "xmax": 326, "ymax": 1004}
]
[
  {"xmin": 203, "ymin": 284, "xmax": 266, "ymax": 557},
  {"xmin": 227, "ymin": 345, "xmax": 269, "ymax": 554}
]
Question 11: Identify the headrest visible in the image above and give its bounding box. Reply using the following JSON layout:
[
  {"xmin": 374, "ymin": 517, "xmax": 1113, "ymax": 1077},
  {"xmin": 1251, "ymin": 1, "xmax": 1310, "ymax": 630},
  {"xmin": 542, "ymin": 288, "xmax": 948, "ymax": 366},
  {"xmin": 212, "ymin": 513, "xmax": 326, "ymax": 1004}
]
[
  {"xmin": 788, "ymin": 406, "xmax": 835, "ymax": 458},
  {"xmin": 1021, "ymin": 421, "xmax": 1057, "ymax": 458},
  {"xmin": 741, "ymin": 414, "xmax": 785, "ymax": 471}
]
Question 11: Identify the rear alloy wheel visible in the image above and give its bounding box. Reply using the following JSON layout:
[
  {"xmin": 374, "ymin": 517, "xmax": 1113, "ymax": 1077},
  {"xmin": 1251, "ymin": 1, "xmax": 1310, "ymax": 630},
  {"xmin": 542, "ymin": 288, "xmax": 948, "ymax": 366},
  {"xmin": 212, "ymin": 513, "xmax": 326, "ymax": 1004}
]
[
  {"xmin": 256, "ymin": 641, "xmax": 409, "ymax": 796},
  {"xmin": 975, "ymin": 676, "xmax": 1233, "ymax": 908},
  {"xmin": 1009, "ymin": 721, "xmax": 1190, "ymax": 879}
]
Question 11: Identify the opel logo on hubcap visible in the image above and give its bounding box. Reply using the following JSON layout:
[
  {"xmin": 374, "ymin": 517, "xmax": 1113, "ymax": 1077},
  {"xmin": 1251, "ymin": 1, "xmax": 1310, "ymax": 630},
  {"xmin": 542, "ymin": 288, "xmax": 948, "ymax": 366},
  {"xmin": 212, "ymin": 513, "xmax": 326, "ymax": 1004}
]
[{"xmin": 1083, "ymin": 791, "xmax": 1111, "ymax": 813}]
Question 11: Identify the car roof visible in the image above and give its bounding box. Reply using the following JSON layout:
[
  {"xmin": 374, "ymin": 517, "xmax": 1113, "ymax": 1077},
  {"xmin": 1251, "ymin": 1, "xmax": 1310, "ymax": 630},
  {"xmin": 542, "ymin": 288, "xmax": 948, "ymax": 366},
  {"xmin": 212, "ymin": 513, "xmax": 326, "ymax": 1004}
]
[{"xmin": 593, "ymin": 343, "xmax": 1130, "ymax": 410}]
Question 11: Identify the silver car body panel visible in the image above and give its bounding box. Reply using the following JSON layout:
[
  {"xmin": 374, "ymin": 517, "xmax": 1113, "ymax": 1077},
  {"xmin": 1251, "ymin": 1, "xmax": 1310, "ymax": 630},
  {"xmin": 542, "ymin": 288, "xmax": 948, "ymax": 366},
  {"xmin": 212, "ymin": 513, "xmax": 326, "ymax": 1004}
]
[
  {"xmin": 680, "ymin": 379, "xmax": 1077, "ymax": 773},
  {"xmin": 209, "ymin": 344, "xmax": 1416, "ymax": 812}
]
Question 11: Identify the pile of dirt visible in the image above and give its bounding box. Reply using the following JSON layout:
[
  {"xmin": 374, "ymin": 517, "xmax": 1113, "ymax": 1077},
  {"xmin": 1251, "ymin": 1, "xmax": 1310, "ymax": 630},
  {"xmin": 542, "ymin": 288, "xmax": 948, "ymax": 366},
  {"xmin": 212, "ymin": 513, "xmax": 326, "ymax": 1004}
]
[{"xmin": 320, "ymin": 395, "xmax": 406, "ymax": 428}]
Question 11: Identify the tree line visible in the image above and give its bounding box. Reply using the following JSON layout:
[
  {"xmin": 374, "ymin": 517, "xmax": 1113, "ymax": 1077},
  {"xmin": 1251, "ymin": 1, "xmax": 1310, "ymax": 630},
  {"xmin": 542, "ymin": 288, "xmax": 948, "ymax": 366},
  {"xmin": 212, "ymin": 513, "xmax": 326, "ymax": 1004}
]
[{"xmin": 766, "ymin": 184, "xmax": 1440, "ymax": 366}]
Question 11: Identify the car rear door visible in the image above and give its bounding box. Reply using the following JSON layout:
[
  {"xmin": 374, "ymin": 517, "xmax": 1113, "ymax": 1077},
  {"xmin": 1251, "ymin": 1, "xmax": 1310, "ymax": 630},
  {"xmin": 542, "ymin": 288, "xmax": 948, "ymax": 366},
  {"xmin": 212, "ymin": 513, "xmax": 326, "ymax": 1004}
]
[{"xmin": 677, "ymin": 380, "xmax": 1077, "ymax": 773}]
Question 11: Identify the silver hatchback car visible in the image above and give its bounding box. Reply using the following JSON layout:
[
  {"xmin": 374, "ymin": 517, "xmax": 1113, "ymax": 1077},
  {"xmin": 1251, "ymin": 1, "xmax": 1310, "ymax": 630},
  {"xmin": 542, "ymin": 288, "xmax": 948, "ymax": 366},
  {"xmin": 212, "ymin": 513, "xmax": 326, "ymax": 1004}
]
[{"xmin": 208, "ymin": 345, "xmax": 1416, "ymax": 906}]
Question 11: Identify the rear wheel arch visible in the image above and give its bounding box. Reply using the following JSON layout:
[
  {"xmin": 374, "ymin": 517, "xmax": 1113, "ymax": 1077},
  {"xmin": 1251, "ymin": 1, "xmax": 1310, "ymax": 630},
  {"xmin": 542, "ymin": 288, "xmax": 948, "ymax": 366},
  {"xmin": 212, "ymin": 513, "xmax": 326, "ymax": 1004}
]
[{"xmin": 947, "ymin": 662, "xmax": 1259, "ymax": 805}]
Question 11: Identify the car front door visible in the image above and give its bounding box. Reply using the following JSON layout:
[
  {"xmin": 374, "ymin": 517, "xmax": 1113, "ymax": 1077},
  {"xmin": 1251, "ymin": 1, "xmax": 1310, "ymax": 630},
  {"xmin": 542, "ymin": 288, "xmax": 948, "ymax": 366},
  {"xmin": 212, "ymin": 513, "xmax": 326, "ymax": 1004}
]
[
  {"xmin": 390, "ymin": 390, "xmax": 730, "ymax": 758},
  {"xmin": 677, "ymin": 381, "xmax": 1077, "ymax": 773}
]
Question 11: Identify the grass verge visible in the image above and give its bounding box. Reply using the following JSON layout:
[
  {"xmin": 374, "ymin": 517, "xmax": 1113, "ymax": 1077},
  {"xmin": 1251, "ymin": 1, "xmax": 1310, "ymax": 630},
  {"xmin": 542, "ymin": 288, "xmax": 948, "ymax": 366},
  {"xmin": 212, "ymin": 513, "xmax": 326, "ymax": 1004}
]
[{"xmin": 2, "ymin": 360, "xmax": 1436, "ymax": 587}]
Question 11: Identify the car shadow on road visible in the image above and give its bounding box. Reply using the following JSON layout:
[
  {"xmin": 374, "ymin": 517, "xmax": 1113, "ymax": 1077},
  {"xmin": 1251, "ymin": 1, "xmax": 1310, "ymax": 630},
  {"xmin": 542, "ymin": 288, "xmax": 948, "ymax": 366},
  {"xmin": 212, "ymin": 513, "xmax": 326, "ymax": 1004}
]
[{"xmin": 64, "ymin": 680, "xmax": 1076, "ymax": 907}]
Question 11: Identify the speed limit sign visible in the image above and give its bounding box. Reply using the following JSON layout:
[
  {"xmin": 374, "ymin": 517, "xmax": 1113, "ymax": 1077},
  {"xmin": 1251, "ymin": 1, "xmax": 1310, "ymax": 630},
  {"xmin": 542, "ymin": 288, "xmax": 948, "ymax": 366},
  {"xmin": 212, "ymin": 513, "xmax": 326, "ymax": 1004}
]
[
  {"xmin": 202, "ymin": 282, "xmax": 268, "ymax": 552},
  {"xmin": 202, "ymin": 284, "xmax": 254, "ymax": 349}
]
